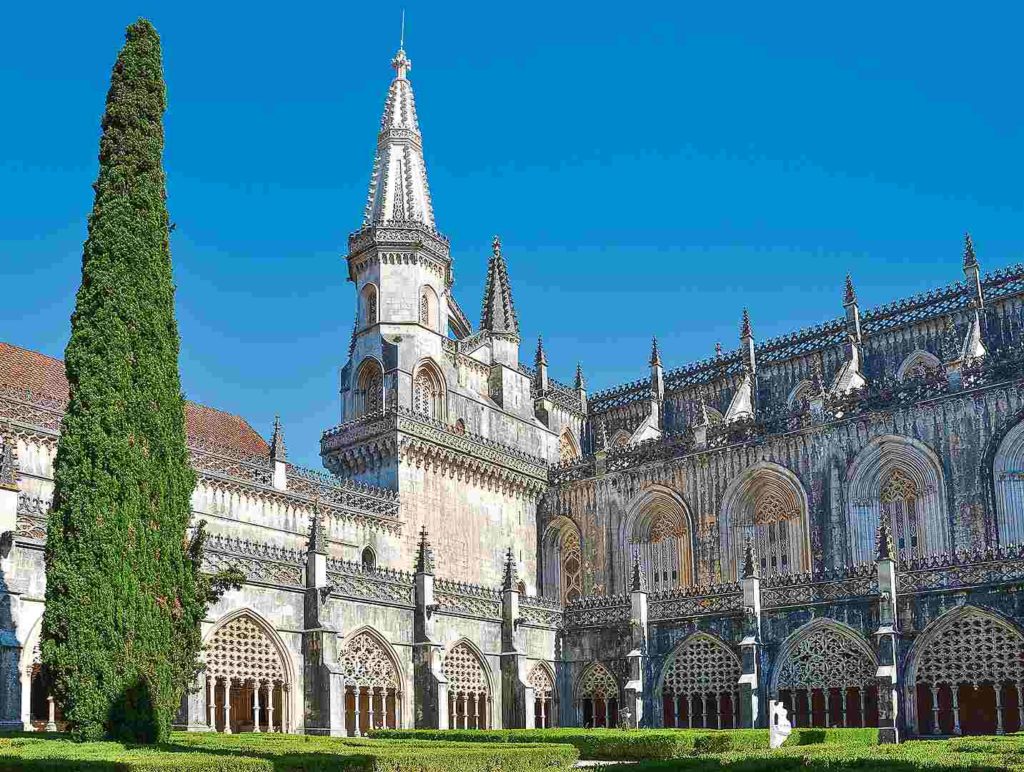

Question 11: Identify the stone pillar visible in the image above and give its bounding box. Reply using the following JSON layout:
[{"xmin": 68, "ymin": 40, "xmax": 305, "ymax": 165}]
[
  {"xmin": 874, "ymin": 523, "xmax": 900, "ymax": 744},
  {"xmin": 623, "ymin": 551, "xmax": 647, "ymax": 728},
  {"xmin": 500, "ymin": 547, "xmax": 534, "ymax": 729},
  {"xmin": 0, "ymin": 445, "xmax": 23, "ymax": 733},
  {"xmin": 738, "ymin": 538, "xmax": 763, "ymax": 728},
  {"xmin": 413, "ymin": 527, "xmax": 447, "ymax": 729},
  {"xmin": 173, "ymin": 671, "xmax": 210, "ymax": 732}
]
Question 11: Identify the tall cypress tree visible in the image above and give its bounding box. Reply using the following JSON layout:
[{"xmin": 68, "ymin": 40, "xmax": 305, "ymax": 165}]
[{"xmin": 41, "ymin": 19, "xmax": 201, "ymax": 743}]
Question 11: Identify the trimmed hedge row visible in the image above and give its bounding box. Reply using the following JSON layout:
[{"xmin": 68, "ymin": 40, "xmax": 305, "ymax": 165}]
[{"xmin": 0, "ymin": 733, "xmax": 579, "ymax": 771}]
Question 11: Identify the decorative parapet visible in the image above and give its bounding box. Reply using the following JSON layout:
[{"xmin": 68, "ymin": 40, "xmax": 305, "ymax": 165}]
[
  {"xmin": 288, "ymin": 465, "xmax": 400, "ymax": 520},
  {"xmin": 605, "ymin": 432, "xmax": 695, "ymax": 473},
  {"xmin": 663, "ymin": 351, "xmax": 745, "ymax": 394},
  {"xmin": 588, "ymin": 378, "xmax": 652, "ymax": 412},
  {"xmin": 563, "ymin": 594, "xmax": 631, "ymax": 628},
  {"xmin": 898, "ymin": 543, "xmax": 1024, "ymax": 594},
  {"xmin": 519, "ymin": 364, "xmax": 585, "ymax": 415},
  {"xmin": 0, "ymin": 383, "xmax": 64, "ymax": 432},
  {"xmin": 519, "ymin": 594, "xmax": 564, "ymax": 629},
  {"xmin": 647, "ymin": 582, "xmax": 744, "ymax": 621},
  {"xmin": 760, "ymin": 564, "xmax": 878, "ymax": 609},
  {"xmin": 326, "ymin": 556, "xmax": 415, "ymax": 607},
  {"xmin": 433, "ymin": 577, "xmax": 503, "ymax": 620},
  {"xmin": 202, "ymin": 533, "xmax": 304, "ymax": 589},
  {"xmin": 15, "ymin": 493, "xmax": 49, "ymax": 542},
  {"xmin": 549, "ymin": 456, "xmax": 596, "ymax": 486}
]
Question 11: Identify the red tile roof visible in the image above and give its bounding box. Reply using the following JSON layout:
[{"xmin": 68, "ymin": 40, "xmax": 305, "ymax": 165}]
[{"xmin": 0, "ymin": 341, "xmax": 269, "ymax": 458}]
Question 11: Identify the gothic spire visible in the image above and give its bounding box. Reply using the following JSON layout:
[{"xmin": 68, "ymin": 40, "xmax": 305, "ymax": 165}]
[
  {"xmin": 574, "ymin": 362, "xmax": 586, "ymax": 390},
  {"xmin": 270, "ymin": 415, "xmax": 287, "ymax": 462},
  {"xmin": 876, "ymin": 520, "xmax": 895, "ymax": 562},
  {"xmin": 844, "ymin": 274, "xmax": 857, "ymax": 306},
  {"xmin": 307, "ymin": 498, "xmax": 328, "ymax": 555},
  {"xmin": 480, "ymin": 235, "xmax": 519, "ymax": 336},
  {"xmin": 741, "ymin": 308, "xmax": 753, "ymax": 339},
  {"xmin": 649, "ymin": 336, "xmax": 662, "ymax": 367},
  {"xmin": 361, "ymin": 44, "xmax": 437, "ymax": 229},
  {"xmin": 535, "ymin": 335, "xmax": 547, "ymax": 367},
  {"xmin": 502, "ymin": 546, "xmax": 519, "ymax": 591},
  {"xmin": 742, "ymin": 536, "xmax": 759, "ymax": 579},
  {"xmin": 963, "ymin": 232, "xmax": 978, "ymax": 270},
  {"xmin": 415, "ymin": 525, "xmax": 435, "ymax": 574},
  {"xmin": 629, "ymin": 549, "xmax": 647, "ymax": 592}
]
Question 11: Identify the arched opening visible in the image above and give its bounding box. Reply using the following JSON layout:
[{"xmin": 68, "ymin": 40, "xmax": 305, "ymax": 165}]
[
  {"xmin": 896, "ymin": 350, "xmax": 942, "ymax": 383},
  {"xmin": 453, "ymin": 418, "xmax": 466, "ymax": 435},
  {"xmin": 625, "ymin": 487, "xmax": 696, "ymax": 591},
  {"xmin": 659, "ymin": 633, "xmax": 741, "ymax": 728},
  {"xmin": 355, "ymin": 358, "xmax": 384, "ymax": 418},
  {"xmin": 412, "ymin": 360, "xmax": 445, "ymax": 420},
  {"xmin": 609, "ymin": 429, "xmax": 631, "ymax": 449},
  {"xmin": 846, "ymin": 435, "xmax": 948, "ymax": 565},
  {"xmin": 910, "ymin": 607, "xmax": 1024, "ymax": 736},
  {"xmin": 560, "ymin": 529, "xmax": 583, "ymax": 604},
  {"xmin": 442, "ymin": 641, "xmax": 491, "ymax": 729},
  {"xmin": 361, "ymin": 547, "xmax": 376, "ymax": 571},
  {"xmin": 720, "ymin": 463, "xmax": 809, "ymax": 580},
  {"xmin": 994, "ymin": 420, "xmax": 1024, "ymax": 545},
  {"xmin": 787, "ymin": 380, "xmax": 815, "ymax": 410},
  {"xmin": 528, "ymin": 663, "xmax": 556, "ymax": 728},
  {"xmin": 419, "ymin": 286, "xmax": 438, "ymax": 331},
  {"xmin": 21, "ymin": 627, "xmax": 62, "ymax": 731},
  {"xmin": 541, "ymin": 517, "xmax": 584, "ymax": 604},
  {"xmin": 576, "ymin": 663, "xmax": 618, "ymax": 728},
  {"xmin": 360, "ymin": 283, "xmax": 379, "ymax": 328},
  {"xmin": 204, "ymin": 611, "xmax": 291, "ymax": 733},
  {"xmin": 338, "ymin": 628, "xmax": 403, "ymax": 735},
  {"xmin": 771, "ymin": 621, "xmax": 878, "ymax": 729},
  {"xmin": 559, "ymin": 428, "xmax": 580, "ymax": 462}
]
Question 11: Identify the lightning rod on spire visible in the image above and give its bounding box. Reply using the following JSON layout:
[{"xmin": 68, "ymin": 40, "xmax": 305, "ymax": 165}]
[{"xmin": 400, "ymin": 9, "xmax": 405, "ymax": 49}]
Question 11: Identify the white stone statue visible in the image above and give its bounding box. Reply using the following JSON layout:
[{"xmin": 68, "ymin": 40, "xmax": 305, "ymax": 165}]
[{"xmin": 769, "ymin": 700, "xmax": 792, "ymax": 749}]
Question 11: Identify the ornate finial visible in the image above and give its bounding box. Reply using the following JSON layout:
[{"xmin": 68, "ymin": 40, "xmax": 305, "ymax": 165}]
[
  {"xmin": 270, "ymin": 414, "xmax": 287, "ymax": 462},
  {"xmin": 963, "ymin": 232, "xmax": 978, "ymax": 269},
  {"xmin": 742, "ymin": 536, "xmax": 759, "ymax": 579},
  {"xmin": 415, "ymin": 525, "xmax": 435, "ymax": 574},
  {"xmin": 629, "ymin": 549, "xmax": 647, "ymax": 592},
  {"xmin": 649, "ymin": 336, "xmax": 662, "ymax": 367},
  {"xmin": 502, "ymin": 546, "xmax": 519, "ymax": 591},
  {"xmin": 575, "ymin": 362, "xmax": 586, "ymax": 390},
  {"xmin": 492, "ymin": 234, "xmax": 502, "ymax": 256},
  {"xmin": 307, "ymin": 497, "xmax": 328, "ymax": 554},
  {"xmin": 391, "ymin": 45, "xmax": 412, "ymax": 80},
  {"xmin": 844, "ymin": 274, "xmax": 857, "ymax": 306},
  {"xmin": 535, "ymin": 335, "xmax": 547, "ymax": 367},
  {"xmin": 400, "ymin": 9, "xmax": 406, "ymax": 49},
  {"xmin": 480, "ymin": 234, "xmax": 519, "ymax": 335},
  {"xmin": 715, "ymin": 342, "xmax": 723, "ymax": 359},
  {"xmin": 876, "ymin": 520, "xmax": 895, "ymax": 562},
  {"xmin": 741, "ymin": 308, "xmax": 753, "ymax": 339},
  {"xmin": 0, "ymin": 422, "xmax": 17, "ymax": 490}
]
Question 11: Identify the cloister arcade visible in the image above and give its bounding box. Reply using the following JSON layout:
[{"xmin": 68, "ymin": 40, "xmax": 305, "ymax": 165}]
[
  {"xmin": 576, "ymin": 663, "xmax": 619, "ymax": 728},
  {"xmin": 658, "ymin": 633, "xmax": 741, "ymax": 729},
  {"xmin": 442, "ymin": 641, "xmax": 492, "ymax": 729}
]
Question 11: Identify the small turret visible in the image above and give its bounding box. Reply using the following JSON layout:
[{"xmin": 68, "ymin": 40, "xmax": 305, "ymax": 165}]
[
  {"xmin": 415, "ymin": 525, "xmax": 435, "ymax": 575},
  {"xmin": 305, "ymin": 498, "xmax": 329, "ymax": 589},
  {"xmin": 270, "ymin": 415, "xmax": 287, "ymax": 491},
  {"xmin": 574, "ymin": 362, "xmax": 587, "ymax": 413},
  {"xmin": 963, "ymin": 232, "xmax": 985, "ymax": 311},
  {"xmin": 649, "ymin": 336, "xmax": 664, "ymax": 402},
  {"xmin": 740, "ymin": 309, "xmax": 756, "ymax": 376},
  {"xmin": 534, "ymin": 335, "xmax": 549, "ymax": 393},
  {"xmin": 502, "ymin": 546, "xmax": 519, "ymax": 592},
  {"xmin": 843, "ymin": 273, "xmax": 862, "ymax": 344},
  {"xmin": 480, "ymin": 236, "xmax": 520, "ymax": 368}
]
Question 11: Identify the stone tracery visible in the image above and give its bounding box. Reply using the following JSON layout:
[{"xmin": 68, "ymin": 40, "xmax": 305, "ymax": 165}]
[
  {"xmin": 339, "ymin": 630, "xmax": 401, "ymax": 735},
  {"xmin": 443, "ymin": 642, "xmax": 490, "ymax": 729},
  {"xmin": 528, "ymin": 663, "xmax": 555, "ymax": 728},
  {"xmin": 660, "ymin": 634, "xmax": 741, "ymax": 729},
  {"xmin": 576, "ymin": 663, "xmax": 618, "ymax": 728}
]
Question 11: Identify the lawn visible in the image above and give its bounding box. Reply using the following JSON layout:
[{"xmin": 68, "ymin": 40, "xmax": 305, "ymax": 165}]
[{"xmin": 4, "ymin": 729, "xmax": 1024, "ymax": 771}]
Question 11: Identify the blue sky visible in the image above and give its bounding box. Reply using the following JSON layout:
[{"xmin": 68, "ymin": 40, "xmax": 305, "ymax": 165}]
[{"xmin": 1, "ymin": 3, "xmax": 1022, "ymax": 468}]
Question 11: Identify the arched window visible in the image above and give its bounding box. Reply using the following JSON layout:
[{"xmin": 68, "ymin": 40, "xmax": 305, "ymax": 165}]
[
  {"xmin": 528, "ymin": 663, "xmax": 556, "ymax": 728},
  {"xmin": 442, "ymin": 642, "xmax": 491, "ymax": 729},
  {"xmin": 205, "ymin": 612, "xmax": 291, "ymax": 733},
  {"xmin": 896, "ymin": 350, "xmax": 942, "ymax": 383},
  {"xmin": 361, "ymin": 547, "xmax": 376, "ymax": 571},
  {"xmin": 453, "ymin": 418, "xmax": 466, "ymax": 435},
  {"xmin": 355, "ymin": 359, "xmax": 384, "ymax": 418},
  {"xmin": 911, "ymin": 607, "xmax": 1024, "ymax": 736},
  {"xmin": 559, "ymin": 429, "xmax": 580, "ymax": 462},
  {"xmin": 720, "ymin": 463, "xmax": 809, "ymax": 580},
  {"xmin": 339, "ymin": 629, "xmax": 402, "ymax": 734},
  {"xmin": 626, "ymin": 487, "xmax": 695, "ymax": 591},
  {"xmin": 994, "ymin": 420, "xmax": 1024, "ymax": 545},
  {"xmin": 412, "ymin": 361, "xmax": 445, "ymax": 420},
  {"xmin": 846, "ymin": 436, "xmax": 948, "ymax": 565},
  {"xmin": 660, "ymin": 634, "xmax": 741, "ymax": 728},
  {"xmin": 361, "ymin": 283, "xmax": 379, "ymax": 328},
  {"xmin": 576, "ymin": 663, "xmax": 618, "ymax": 728},
  {"xmin": 561, "ymin": 529, "xmax": 583, "ymax": 604},
  {"xmin": 610, "ymin": 429, "xmax": 631, "ymax": 449},
  {"xmin": 419, "ymin": 286, "xmax": 438, "ymax": 331},
  {"xmin": 771, "ymin": 621, "xmax": 878, "ymax": 729},
  {"xmin": 787, "ymin": 380, "xmax": 815, "ymax": 410}
]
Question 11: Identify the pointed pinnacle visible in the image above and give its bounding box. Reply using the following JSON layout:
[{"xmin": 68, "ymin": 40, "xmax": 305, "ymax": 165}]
[
  {"xmin": 740, "ymin": 308, "xmax": 753, "ymax": 339},
  {"xmin": 963, "ymin": 232, "xmax": 978, "ymax": 269},
  {"xmin": 876, "ymin": 520, "xmax": 895, "ymax": 562},
  {"xmin": 649, "ymin": 336, "xmax": 662, "ymax": 367},
  {"xmin": 742, "ymin": 536, "xmax": 758, "ymax": 579},
  {"xmin": 492, "ymin": 234, "xmax": 502, "ymax": 256},
  {"xmin": 575, "ymin": 362, "xmax": 586, "ymax": 390},
  {"xmin": 535, "ymin": 335, "xmax": 547, "ymax": 367},
  {"xmin": 844, "ymin": 274, "xmax": 857, "ymax": 306},
  {"xmin": 416, "ymin": 524, "xmax": 435, "ymax": 574},
  {"xmin": 629, "ymin": 549, "xmax": 647, "ymax": 592},
  {"xmin": 715, "ymin": 342, "xmax": 723, "ymax": 359},
  {"xmin": 270, "ymin": 414, "xmax": 287, "ymax": 462}
]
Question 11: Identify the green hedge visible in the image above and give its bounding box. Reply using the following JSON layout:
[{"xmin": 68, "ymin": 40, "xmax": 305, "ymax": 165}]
[{"xmin": 0, "ymin": 733, "xmax": 578, "ymax": 771}]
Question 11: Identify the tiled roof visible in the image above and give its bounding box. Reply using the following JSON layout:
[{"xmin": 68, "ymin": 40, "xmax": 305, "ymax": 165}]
[{"xmin": 0, "ymin": 341, "xmax": 268, "ymax": 457}]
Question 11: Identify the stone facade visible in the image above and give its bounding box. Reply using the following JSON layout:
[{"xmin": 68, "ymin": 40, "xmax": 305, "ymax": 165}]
[{"xmin": 1, "ymin": 43, "xmax": 1024, "ymax": 741}]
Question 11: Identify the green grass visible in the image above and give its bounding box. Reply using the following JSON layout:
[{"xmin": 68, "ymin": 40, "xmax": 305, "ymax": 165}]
[{"xmin": 0, "ymin": 731, "xmax": 579, "ymax": 771}]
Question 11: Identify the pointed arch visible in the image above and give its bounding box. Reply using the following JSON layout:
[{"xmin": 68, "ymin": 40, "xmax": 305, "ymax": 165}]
[
  {"xmin": 355, "ymin": 357, "xmax": 385, "ymax": 418},
  {"xmin": 419, "ymin": 285, "xmax": 439, "ymax": 331},
  {"xmin": 527, "ymin": 661, "xmax": 557, "ymax": 728},
  {"xmin": 338, "ymin": 625, "xmax": 405, "ymax": 732},
  {"xmin": 609, "ymin": 429, "xmax": 631, "ymax": 449},
  {"xmin": 658, "ymin": 632, "xmax": 741, "ymax": 728},
  {"xmin": 621, "ymin": 485, "xmax": 696, "ymax": 591},
  {"xmin": 896, "ymin": 349, "xmax": 942, "ymax": 383},
  {"xmin": 412, "ymin": 358, "xmax": 446, "ymax": 420},
  {"xmin": 541, "ymin": 515, "xmax": 584, "ymax": 604},
  {"xmin": 360, "ymin": 282, "xmax": 379, "ymax": 328},
  {"xmin": 906, "ymin": 605, "xmax": 1024, "ymax": 736},
  {"xmin": 846, "ymin": 434, "xmax": 948, "ymax": 565},
  {"xmin": 720, "ymin": 462, "xmax": 810, "ymax": 580},
  {"xmin": 18, "ymin": 615, "xmax": 51, "ymax": 731},
  {"xmin": 203, "ymin": 608, "xmax": 295, "ymax": 733},
  {"xmin": 575, "ymin": 662, "xmax": 619, "ymax": 728},
  {"xmin": 442, "ymin": 639, "xmax": 493, "ymax": 729},
  {"xmin": 994, "ymin": 419, "xmax": 1024, "ymax": 545},
  {"xmin": 558, "ymin": 428, "xmax": 581, "ymax": 463},
  {"xmin": 361, "ymin": 546, "xmax": 377, "ymax": 571},
  {"xmin": 769, "ymin": 618, "xmax": 878, "ymax": 729},
  {"xmin": 787, "ymin": 380, "xmax": 815, "ymax": 409}
]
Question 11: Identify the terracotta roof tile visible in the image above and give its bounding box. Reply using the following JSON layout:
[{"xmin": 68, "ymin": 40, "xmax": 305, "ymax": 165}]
[{"xmin": 0, "ymin": 341, "xmax": 269, "ymax": 458}]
